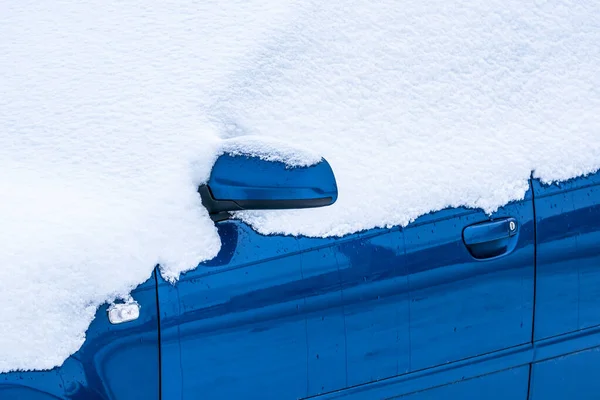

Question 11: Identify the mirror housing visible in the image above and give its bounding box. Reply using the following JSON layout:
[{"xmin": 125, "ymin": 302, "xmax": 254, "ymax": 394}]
[{"xmin": 199, "ymin": 154, "xmax": 338, "ymax": 221}]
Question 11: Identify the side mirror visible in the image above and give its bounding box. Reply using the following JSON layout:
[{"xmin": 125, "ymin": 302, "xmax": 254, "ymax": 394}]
[{"xmin": 199, "ymin": 154, "xmax": 338, "ymax": 221}]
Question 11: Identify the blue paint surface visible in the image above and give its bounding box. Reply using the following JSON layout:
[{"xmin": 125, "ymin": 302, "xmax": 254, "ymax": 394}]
[
  {"xmin": 208, "ymin": 154, "xmax": 338, "ymax": 203},
  {"xmin": 532, "ymin": 172, "xmax": 600, "ymax": 341},
  {"xmin": 396, "ymin": 366, "xmax": 530, "ymax": 400},
  {"xmin": 158, "ymin": 193, "xmax": 534, "ymax": 399},
  {"xmin": 530, "ymin": 347, "xmax": 600, "ymax": 400},
  {"xmin": 3, "ymin": 169, "xmax": 600, "ymax": 399}
]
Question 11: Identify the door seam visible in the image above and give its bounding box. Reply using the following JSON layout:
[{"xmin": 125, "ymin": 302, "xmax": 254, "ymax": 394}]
[
  {"xmin": 530, "ymin": 176, "xmax": 538, "ymax": 343},
  {"xmin": 154, "ymin": 268, "xmax": 163, "ymax": 400},
  {"xmin": 527, "ymin": 175, "xmax": 538, "ymax": 400}
]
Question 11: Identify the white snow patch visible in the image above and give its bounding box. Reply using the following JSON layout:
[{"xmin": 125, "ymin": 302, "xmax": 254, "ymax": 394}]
[
  {"xmin": 0, "ymin": 0, "xmax": 301, "ymax": 372},
  {"xmin": 215, "ymin": 0, "xmax": 600, "ymax": 236},
  {"xmin": 2, "ymin": 0, "xmax": 600, "ymax": 373},
  {"xmin": 219, "ymin": 136, "xmax": 322, "ymax": 167}
]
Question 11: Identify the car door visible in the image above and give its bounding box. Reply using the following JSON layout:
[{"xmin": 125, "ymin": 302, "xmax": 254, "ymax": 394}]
[
  {"xmin": 529, "ymin": 170, "xmax": 600, "ymax": 399},
  {"xmin": 158, "ymin": 188, "xmax": 534, "ymax": 399},
  {"xmin": 329, "ymin": 194, "xmax": 534, "ymax": 400}
]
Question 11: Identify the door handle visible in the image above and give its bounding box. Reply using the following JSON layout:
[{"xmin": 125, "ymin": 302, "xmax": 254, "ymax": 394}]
[{"xmin": 463, "ymin": 218, "xmax": 519, "ymax": 259}]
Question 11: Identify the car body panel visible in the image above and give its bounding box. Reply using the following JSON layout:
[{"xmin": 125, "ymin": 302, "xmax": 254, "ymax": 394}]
[
  {"xmin": 5, "ymin": 171, "xmax": 600, "ymax": 399},
  {"xmin": 403, "ymin": 200, "xmax": 534, "ymax": 372},
  {"xmin": 529, "ymin": 170, "xmax": 600, "ymax": 398},
  {"xmin": 532, "ymin": 172, "xmax": 600, "ymax": 341},
  {"xmin": 396, "ymin": 366, "xmax": 530, "ymax": 400},
  {"xmin": 158, "ymin": 189, "xmax": 534, "ymax": 399},
  {"xmin": 529, "ymin": 346, "xmax": 600, "ymax": 400}
]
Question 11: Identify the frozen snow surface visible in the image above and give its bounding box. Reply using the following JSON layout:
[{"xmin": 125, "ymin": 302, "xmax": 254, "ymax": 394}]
[
  {"xmin": 219, "ymin": 135, "xmax": 322, "ymax": 167},
  {"xmin": 221, "ymin": 0, "xmax": 600, "ymax": 236},
  {"xmin": 2, "ymin": 0, "xmax": 600, "ymax": 372}
]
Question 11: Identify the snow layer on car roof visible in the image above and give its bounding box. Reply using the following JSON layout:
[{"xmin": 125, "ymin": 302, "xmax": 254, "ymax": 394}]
[{"xmin": 2, "ymin": 0, "xmax": 599, "ymax": 372}]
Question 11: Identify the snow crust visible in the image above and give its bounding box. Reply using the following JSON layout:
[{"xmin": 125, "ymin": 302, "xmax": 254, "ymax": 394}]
[
  {"xmin": 219, "ymin": 136, "xmax": 322, "ymax": 167},
  {"xmin": 2, "ymin": 0, "xmax": 600, "ymax": 372},
  {"xmin": 1, "ymin": 0, "xmax": 299, "ymax": 372},
  {"xmin": 219, "ymin": 0, "xmax": 600, "ymax": 236}
]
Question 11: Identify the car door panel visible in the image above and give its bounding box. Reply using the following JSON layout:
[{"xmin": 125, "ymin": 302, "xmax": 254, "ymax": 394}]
[
  {"xmin": 529, "ymin": 345, "xmax": 600, "ymax": 400},
  {"xmin": 405, "ymin": 199, "xmax": 534, "ymax": 371},
  {"xmin": 159, "ymin": 190, "xmax": 535, "ymax": 399},
  {"xmin": 528, "ymin": 171, "xmax": 600, "ymax": 397},
  {"xmin": 533, "ymin": 172, "xmax": 600, "ymax": 341}
]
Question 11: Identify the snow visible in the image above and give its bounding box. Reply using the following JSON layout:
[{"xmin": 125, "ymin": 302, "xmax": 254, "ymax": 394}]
[
  {"xmin": 2, "ymin": 0, "xmax": 600, "ymax": 373},
  {"xmin": 220, "ymin": 0, "xmax": 600, "ymax": 236},
  {"xmin": 219, "ymin": 136, "xmax": 322, "ymax": 168}
]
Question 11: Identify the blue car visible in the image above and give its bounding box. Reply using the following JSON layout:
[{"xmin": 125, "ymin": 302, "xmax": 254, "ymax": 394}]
[{"xmin": 2, "ymin": 153, "xmax": 600, "ymax": 400}]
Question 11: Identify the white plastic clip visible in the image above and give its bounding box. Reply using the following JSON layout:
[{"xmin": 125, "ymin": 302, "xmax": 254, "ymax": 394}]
[{"xmin": 107, "ymin": 298, "xmax": 140, "ymax": 324}]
